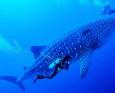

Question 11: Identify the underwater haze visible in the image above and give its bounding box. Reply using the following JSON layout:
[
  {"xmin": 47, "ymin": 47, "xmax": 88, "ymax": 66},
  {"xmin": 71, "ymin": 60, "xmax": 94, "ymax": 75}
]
[{"xmin": 0, "ymin": 0, "xmax": 115, "ymax": 93}]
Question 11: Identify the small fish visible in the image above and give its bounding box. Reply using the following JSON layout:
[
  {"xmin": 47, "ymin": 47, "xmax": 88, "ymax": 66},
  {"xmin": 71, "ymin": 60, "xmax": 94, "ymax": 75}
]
[{"xmin": 0, "ymin": 11, "xmax": 115, "ymax": 91}]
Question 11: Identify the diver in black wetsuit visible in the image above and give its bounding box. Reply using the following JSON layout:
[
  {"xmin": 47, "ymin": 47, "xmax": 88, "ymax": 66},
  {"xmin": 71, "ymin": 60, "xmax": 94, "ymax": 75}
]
[
  {"xmin": 33, "ymin": 55, "xmax": 71, "ymax": 83},
  {"xmin": 47, "ymin": 55, "xmax": 71, "ymax": 79}
]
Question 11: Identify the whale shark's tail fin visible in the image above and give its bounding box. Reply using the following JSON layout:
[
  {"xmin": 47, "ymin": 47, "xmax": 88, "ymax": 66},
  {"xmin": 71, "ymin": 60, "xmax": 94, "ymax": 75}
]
[{"xmin": 0, "ymin": 76, "xmax": 25, "ymax": 91}]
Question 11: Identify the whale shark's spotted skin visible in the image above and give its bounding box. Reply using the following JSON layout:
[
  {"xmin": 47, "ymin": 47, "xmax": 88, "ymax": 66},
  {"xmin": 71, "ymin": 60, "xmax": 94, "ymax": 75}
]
[
  {"xmin": 0, "ymin": 15, "xmax": 115, "ymax": 91},
  {"xmin": 26, "ymin": 17, "xmax": 115, "ymax": 79}
]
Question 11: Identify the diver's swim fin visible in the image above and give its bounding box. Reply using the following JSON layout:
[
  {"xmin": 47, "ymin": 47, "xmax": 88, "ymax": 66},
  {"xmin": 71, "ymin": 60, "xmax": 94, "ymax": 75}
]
[{"xmin": 0, "ymin": 76, "xmax": 25, "ymax": 91}]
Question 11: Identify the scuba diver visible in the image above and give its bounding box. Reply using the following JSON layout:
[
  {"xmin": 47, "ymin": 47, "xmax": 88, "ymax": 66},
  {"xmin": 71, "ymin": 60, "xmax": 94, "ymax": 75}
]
[
  {"xmin": 33, "ymin": 55, "xmax": 71, "ymax": 83},
  {"xmin": 102, "ymin": 3, "xmax": 115, "ymax": 15},
  {"xmin": 48, "ymin": 55, "xmax": 71, "ymax": 78}
]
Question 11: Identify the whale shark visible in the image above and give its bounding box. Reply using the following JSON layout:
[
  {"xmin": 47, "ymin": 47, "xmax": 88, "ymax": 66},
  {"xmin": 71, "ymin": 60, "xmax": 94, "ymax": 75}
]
[{"xmin": 0, "ymin": 7, "xmax": 115, "ymax": 90}]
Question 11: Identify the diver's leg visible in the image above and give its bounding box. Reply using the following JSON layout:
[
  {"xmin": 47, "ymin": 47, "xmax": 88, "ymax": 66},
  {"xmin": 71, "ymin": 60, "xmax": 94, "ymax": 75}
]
[
  {"xmin": 33, "ymin": 68, "xmax": 58, "ymax": 82},
  {"xmin": 47, "ymin": 67, "xmax": 59, "ymax": 79},
  {"xmin": 33, "ymin": 75, "xmax": 44, "ymax": 83}
]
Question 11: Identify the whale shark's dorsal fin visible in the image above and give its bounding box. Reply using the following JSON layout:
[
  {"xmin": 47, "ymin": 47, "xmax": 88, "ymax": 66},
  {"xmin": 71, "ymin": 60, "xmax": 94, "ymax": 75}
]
[
  {"xmin": 31, "ymin": 46, "xmax": 46, "ymax": 59},
  {"xmin": 79, "ymin": 50, "xmax": 93, "ymax": 78}
]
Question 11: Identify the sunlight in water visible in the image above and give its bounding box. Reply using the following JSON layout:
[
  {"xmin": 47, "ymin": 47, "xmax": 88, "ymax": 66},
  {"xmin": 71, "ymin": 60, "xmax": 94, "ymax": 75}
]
[
  {"xmin": 93, "ymin": 0, "xmax": 104, "ymax": 7},
  {"xmin": 0, "ymin": 35, "xmax": 12, "ymax": 51},
  {"xmin": 54, "ymin": 0, "xmax": 72, "ymax": 8},
  {"xmin": 78, "ymin": 0, "xmax": 105, "ymax": 7},
  {"xmin": 78, "ymin": 0, "xmax": 90, "ymax": 5},
  {"xmin": 0, "ymin": 34, "xmax": 23, "ymax": 54}
]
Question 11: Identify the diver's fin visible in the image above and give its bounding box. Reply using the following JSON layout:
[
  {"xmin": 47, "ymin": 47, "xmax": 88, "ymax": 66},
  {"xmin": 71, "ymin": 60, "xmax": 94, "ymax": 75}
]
[
  {"xmin": 0, "ymin": 76, "xmax": 25, "ymax": 90},
  {"xmin": 79, "ymin": 50, "xmax": 93, "ymax": 78},
  {"xmin": 31, "ymin": 46, "xmax": 46, "ymax": 59}
]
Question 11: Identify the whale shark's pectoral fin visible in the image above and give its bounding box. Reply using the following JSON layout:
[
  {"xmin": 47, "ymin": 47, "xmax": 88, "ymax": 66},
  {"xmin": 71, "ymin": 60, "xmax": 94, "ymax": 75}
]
[
  {"xmin": 31, "ymin": 46, "xmax": 46, "ymax": 59},
  {"xmin": 79, "ymin": 50, "xmax": 93, "ymax": 78}
]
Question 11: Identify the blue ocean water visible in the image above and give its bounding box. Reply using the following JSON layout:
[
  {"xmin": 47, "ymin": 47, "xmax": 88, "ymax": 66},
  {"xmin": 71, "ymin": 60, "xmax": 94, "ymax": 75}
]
[{"xmin": 0, "ymin": 0, "xmax": 115, "ymax": 93}]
